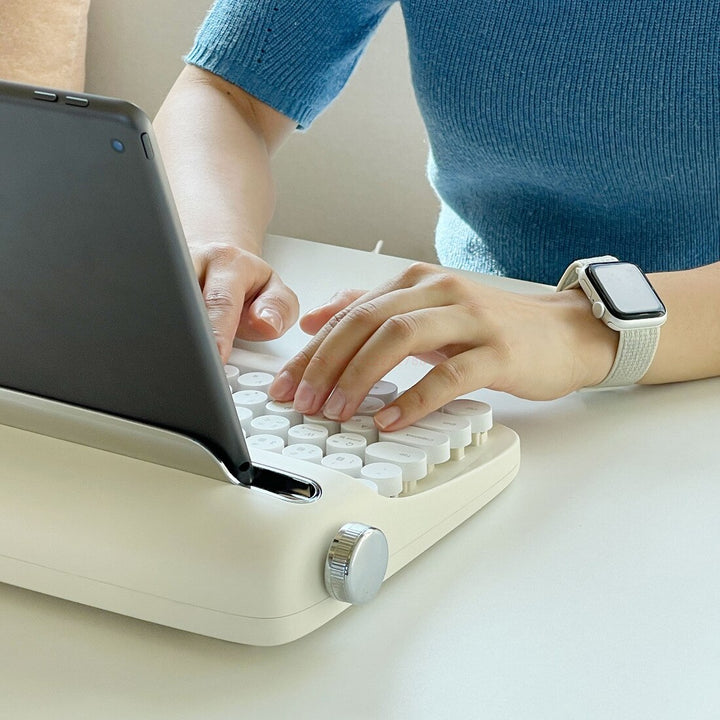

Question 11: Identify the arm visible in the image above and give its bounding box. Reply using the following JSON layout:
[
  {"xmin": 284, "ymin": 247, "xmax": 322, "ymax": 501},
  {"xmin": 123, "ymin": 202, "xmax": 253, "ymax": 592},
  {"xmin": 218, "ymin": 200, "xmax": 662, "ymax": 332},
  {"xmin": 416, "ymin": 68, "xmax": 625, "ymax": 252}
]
[
  {"xmin": 642, "ymin": 262, "xmax": 720, "ymax": 383},
  {"xmin": 154, "ymin": 65, "xmax": 299, "ymax": 361},
  {"xmin": 268, "ymin": 260, "xmax": 720, "ymax": 431}
]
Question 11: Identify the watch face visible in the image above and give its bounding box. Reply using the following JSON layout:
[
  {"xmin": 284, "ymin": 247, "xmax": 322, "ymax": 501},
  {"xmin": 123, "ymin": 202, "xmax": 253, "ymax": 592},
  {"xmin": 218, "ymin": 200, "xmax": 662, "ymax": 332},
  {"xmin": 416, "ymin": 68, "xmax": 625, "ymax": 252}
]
[{"xmin": 586, "ymin": 262, "xmax": 666, "ymax": 320}]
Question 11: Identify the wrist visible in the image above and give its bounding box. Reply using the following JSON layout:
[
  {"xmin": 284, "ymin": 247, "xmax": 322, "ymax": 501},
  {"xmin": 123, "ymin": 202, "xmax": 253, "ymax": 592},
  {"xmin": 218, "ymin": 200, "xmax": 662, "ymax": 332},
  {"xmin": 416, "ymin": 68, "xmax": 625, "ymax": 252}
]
[
  {"xmin": 551, "ymin": 288, "xmax": 619, "ymax": 388},
  {"xmin": 186, "ymin": 233, "xmax": 264, "ymax": 259}
]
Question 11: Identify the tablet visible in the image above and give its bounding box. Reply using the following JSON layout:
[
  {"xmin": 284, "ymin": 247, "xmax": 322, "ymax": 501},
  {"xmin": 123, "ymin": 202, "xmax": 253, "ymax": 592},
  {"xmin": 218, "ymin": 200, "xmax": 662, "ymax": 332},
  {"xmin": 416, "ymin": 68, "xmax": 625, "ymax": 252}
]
[{"xmin": 0, "ymin": 80, "xmax": 252, "ymax": 484}]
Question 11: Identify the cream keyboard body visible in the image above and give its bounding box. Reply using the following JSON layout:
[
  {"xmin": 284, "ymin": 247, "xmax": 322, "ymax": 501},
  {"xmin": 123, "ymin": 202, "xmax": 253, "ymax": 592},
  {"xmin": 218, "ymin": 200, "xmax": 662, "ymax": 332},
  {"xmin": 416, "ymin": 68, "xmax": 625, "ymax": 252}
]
[
  {"xmin": 0, "ymin": 82, "xmax": 519, "ymax": 646},
  {"xmin": 0, "ymin": 349, "xmax": 519, "ymax": 646}
]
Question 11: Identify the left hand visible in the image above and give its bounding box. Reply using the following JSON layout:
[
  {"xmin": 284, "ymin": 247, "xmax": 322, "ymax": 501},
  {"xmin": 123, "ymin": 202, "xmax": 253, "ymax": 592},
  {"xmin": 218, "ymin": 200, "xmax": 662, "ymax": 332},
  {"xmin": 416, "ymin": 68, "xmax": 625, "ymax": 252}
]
[{"xmin": 267, "ymin": 262, "xmax": 617, "ymax": 431}]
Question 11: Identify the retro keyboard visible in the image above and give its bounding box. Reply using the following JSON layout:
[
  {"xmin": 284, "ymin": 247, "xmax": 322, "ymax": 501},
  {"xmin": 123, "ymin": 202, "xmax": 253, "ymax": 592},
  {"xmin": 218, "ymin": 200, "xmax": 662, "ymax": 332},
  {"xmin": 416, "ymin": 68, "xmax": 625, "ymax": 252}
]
[
  {"xmin": 0, "ymin": 348, "xmax": 520, "ymax": 646},
  {"xmin": 226, "ymin": 362, "xmax": 497, "ymax": 499}
]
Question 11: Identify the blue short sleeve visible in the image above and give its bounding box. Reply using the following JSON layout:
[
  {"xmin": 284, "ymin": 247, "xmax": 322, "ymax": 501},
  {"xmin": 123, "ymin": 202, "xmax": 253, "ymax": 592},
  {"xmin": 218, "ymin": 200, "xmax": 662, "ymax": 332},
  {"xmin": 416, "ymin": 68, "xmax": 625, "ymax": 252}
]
[{"xmin": 186, "ymin": 0, "xmax": 395, "ymax": 128}]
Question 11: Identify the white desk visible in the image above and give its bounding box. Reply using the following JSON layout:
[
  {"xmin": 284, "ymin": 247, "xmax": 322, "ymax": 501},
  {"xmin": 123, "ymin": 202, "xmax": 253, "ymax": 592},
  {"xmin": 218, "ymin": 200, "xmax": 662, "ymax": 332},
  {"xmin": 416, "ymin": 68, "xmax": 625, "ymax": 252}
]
[{"xmin": 2, "ymin": 236, "xmax": 719, "ymax": 719}]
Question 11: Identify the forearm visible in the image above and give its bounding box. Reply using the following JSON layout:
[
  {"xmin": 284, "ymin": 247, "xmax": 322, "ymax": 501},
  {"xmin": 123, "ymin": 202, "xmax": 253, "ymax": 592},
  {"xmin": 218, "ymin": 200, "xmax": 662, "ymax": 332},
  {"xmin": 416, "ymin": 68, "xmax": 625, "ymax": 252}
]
[
  {"xmin": 152, "ymin": 66, "xmax": 299, "ymax": 356},
  {"xmin": 641, "ymin": 261, "xmax": 720, "ymax": 384},
  {"xmin": 153, "ymin": 65, "xmax": 293, "ymax": 256}
]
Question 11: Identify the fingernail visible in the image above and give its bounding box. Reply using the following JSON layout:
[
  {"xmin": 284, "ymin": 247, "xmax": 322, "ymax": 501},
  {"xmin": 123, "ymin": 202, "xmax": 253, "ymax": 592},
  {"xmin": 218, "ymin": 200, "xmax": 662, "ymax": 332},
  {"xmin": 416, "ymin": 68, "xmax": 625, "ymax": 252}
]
[
  {"xmin": 268, "ymin": 370, "xmax": 295, "ymax": 401},
  {"xmin": 293, "ymin": 380, "xmax": 317, "ymax": 414},
  {"xmin": 258, "ymin": 307, "xmax": 283, "ymax": 334},
  {"xmin": 323, "ymin": 389, "xmax": 346, "ymax": 420},
  {"xmin": 375, "ymin": 405, "xmax": 402, "ymax": 430}
]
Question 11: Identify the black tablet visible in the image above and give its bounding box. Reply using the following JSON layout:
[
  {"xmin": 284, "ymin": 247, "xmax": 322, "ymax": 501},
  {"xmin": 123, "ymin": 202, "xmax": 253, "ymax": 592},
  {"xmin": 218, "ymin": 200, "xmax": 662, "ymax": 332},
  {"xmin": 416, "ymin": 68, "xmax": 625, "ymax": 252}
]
[{"xmin": 0, "ymin": 80, "xmax": 252, "ymax": 484}]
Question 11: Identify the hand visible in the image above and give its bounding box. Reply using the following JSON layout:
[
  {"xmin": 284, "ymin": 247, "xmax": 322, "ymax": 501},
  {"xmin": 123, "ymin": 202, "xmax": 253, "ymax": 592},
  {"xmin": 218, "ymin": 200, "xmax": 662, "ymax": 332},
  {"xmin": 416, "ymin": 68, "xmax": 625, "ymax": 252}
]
[
  {"xmin": 191, "ymin": 242, "xmax": 299, "ymax": 362},
  {"xmin": 268, "ymin": 262, "xmax": 617, "ymax": 430}
]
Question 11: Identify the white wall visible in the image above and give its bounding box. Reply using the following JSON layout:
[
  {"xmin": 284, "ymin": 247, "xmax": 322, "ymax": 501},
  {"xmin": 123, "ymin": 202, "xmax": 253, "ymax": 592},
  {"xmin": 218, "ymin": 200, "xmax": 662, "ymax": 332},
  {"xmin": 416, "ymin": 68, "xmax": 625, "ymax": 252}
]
[{"xmin": 84, "ymin": 0, "xmax": 439, "ymax": 262}]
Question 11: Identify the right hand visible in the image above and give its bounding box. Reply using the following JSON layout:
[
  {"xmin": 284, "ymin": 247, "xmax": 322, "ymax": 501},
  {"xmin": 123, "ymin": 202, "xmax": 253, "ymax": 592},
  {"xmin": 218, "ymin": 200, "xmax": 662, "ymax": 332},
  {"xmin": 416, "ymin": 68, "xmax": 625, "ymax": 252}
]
[
  {"xmin": 269, "ymin": 262, "xmax": 617, "ymax": 430},
  {"xmin": 191, "ymin": 241, "xmax": 299, "ymax": 362}
]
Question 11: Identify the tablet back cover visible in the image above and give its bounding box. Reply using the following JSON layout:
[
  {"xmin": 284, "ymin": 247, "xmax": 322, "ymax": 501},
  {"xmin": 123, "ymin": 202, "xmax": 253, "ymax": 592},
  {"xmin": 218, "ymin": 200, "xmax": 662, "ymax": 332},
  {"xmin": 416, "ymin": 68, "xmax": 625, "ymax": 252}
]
[{"xmin": 0, "ymin": 81, "xmax": 251, "ymax": 483}]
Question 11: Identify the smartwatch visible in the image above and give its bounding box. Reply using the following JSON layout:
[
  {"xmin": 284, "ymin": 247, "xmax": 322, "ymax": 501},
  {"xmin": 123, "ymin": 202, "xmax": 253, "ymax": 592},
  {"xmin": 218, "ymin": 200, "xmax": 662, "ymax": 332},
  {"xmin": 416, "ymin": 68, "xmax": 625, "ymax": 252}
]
[{"xmin": 556, "ymin": 256, "xmax": 667, "ymax": 387}]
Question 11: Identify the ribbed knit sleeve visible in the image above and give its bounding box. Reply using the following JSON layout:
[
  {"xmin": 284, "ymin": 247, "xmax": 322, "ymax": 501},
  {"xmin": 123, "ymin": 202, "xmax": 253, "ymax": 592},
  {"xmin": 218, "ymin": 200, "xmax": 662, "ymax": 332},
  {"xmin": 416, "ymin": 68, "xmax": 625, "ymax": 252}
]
[{"xmin": 186, "ymin": 0, "xmax": 395, "ymax": 128}]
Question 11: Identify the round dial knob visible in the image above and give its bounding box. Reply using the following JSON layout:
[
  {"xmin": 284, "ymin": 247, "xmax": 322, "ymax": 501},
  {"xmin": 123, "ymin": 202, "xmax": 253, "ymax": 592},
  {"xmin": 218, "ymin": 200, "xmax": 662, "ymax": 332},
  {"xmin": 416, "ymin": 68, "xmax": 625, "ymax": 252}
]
[{"xmin": 324, "ymin": 523, "xmax": 389, "ymax": 604}]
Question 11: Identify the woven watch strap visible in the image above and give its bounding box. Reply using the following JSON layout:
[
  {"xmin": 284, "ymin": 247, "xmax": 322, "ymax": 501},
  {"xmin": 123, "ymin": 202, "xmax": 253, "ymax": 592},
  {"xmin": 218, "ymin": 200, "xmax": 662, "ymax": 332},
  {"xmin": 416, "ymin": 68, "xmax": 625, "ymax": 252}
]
[{"xmin": 596, "ymin": 326, "xmax": 660, "ymax": 387}]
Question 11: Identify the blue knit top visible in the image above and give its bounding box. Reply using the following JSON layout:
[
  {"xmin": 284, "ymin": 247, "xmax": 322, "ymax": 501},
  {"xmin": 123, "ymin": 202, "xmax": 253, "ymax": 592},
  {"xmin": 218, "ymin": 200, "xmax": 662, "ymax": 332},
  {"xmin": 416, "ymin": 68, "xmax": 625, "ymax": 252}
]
[{"xmin": 186, "ymin": 0, "xmax": 720, "ymax": 285}]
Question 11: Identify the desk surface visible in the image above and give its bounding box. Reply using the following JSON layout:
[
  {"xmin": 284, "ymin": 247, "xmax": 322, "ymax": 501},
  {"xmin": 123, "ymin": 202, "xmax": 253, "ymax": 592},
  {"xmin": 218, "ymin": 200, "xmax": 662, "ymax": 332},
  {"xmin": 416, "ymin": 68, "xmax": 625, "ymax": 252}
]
[{"xmin": 2, "ymin": 236, "xmax": 719, "ymax": 720}]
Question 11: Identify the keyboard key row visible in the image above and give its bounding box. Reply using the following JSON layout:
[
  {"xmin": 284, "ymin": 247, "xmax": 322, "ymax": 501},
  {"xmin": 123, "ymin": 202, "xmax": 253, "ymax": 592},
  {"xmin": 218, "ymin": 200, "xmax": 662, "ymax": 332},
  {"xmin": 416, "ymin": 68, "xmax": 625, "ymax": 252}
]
[{"xmin": 225, "ymin": 363, "xmax": 493, "ymax": 497}]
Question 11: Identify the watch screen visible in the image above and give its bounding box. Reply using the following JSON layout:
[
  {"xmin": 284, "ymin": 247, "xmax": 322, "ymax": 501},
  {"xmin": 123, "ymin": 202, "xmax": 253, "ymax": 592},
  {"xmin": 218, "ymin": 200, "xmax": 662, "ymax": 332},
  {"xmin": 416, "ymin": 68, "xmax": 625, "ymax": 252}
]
[{"xmin": 586, "ymin": 262, "xmax": 666, "ymax": 320}]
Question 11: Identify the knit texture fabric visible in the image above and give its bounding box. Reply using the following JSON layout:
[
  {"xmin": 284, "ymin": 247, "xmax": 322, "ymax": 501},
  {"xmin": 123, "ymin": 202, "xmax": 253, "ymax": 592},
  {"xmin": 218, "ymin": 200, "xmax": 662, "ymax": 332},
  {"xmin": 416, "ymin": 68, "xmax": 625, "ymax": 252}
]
[{"xmin": 187, "ymin": 0, "xmax": 720, "ymax": 285}]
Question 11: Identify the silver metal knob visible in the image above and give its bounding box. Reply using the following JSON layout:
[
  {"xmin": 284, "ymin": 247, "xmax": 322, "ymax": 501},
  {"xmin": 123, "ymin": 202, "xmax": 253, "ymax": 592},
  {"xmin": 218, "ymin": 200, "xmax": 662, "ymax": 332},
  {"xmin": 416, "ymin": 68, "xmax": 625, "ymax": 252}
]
[{"xmin": 324, "ymin": 522, "xmax": 389, "ymax": 604}]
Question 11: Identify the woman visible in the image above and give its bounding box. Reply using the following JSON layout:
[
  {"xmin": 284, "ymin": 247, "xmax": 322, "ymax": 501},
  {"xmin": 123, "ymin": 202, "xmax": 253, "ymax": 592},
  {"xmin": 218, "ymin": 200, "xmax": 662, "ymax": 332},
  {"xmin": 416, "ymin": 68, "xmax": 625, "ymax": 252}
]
[{"xmin": 154, "ymin": 0, "xmax": 720, "ymax": 431}]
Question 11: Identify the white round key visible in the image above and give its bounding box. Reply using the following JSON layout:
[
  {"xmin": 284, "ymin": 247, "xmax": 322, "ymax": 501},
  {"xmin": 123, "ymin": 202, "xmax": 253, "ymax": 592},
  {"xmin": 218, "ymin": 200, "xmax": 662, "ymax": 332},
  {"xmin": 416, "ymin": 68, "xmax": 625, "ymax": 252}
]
[
  {"xmin": 355, "ymin": 396, "xmax": 385, "ymax": 416},
  {"xmin": 368, "ymin": 380, "xmax": 398, "ymax": 405},
  {"xmin": 282, "ymin": 443, "xmax": 323, "ymax": 464},
  {"xmin": 326, "ymin": 432, "xmax": 367, "ymax": 458},
  {"xmin": 361, "ymin": 462, "xmax": 404, "ymax": 497},
  {"xmin": 379, "ymin": 425, "xmax": 450, "ymax": 465},
  {"xmin": 249, "ymin": 414, "xmax": 290, "ymax": 441},
  {"xmin": 357, "ymin": 478, "xmax": 380, "ymax": 493},
  {"xmin": 245, "ymin": 433, "xmax": 284, "ymax": 454},
  {"xmin": 414, "ymin": 412, "xmax": 471, "ymax": 449},
  {"xmin": 287, "ymin": 424, "xmax": 328, "ymax": 450},
  {"xmin": 365, "ymin": 442, "xmax": 427, "ymax": 483},
  {"xmin": 441, "ymin": 399, "xmax": 493, "ymax": 433},
  {"xmin": 303, "ymin": 414, "xmax": 341, "ymax": 436},
  {"xmin": 234, "ymin": 405, "xmax": 253, "ymax": 434},
  {"xmin": 232, "ymin": 390, "xmax": 268, "ymax": 417},
  {"xmin": 321, "ymin": 453, "xmax": 363, "ymax": 478},
  {"xmin": 341, "ymin": 416, "xmax": 378, "ymax": 444},
  {"xmin": 264, "ymin": 400, "xmax": 303, "ymax": 427},
  {"xmin": 238, "ymin": 371, "xmax": 274, "ymax": 394},
  {"xmin": 224, "ymin": 364, "xmax": 240, "ymax": 391}
]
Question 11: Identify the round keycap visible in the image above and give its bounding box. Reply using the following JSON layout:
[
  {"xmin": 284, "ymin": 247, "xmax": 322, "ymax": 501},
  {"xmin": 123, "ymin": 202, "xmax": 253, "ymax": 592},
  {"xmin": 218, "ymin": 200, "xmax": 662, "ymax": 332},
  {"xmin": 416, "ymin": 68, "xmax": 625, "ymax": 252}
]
[
  {"xmin": 232, "ymin": 390, "xmax": 268, "ymax": 418},
  {"xmin": 361, "ymin": 462, "xmax": 404, "ymax": 497},
  {"xmin": 355, "ymin": 396, "xmax": 385, "ymax": 416},
  {"xmin": 224, "ymin": 364, "xmax": 240, "ymax": 391},
  {"xmin": 441, "ymin": 399, "xmax": 493, "ymax": 433},
  {"xmin": 341, "ymin": 415, "xmax": 378, "ymax": 444},
  {"xmin": 414, "ymin": 412, "xmax": 471, "ymax": 449},
  {"xmin": 321, "ymin": 453, "xmax": 363, "ymax": 477},
  {"xmin": 234, "ymin": 405, "xmax": 253, "ymax": 434},
  {"xmin": 368, "ymin": 380, "xmax": 398, "ymax": 405},
  {"xmin": 282, "ymin": 443, "xmax": 323, "ymax": 464},
  {"xmin": 238, "ymin": 371, "xmax": 274, "ymax": 394},
  {"xmin": 245, "ymin": 434, "xmax": 284, "ymax": 454},
  {"xmin": 303, "ymin": 414, "xmax": 341, "ymax": 436},
  {"xmin": 264, "ymin": 400, "xmax": 303, "ymax": 427},
  {"xmin": 379, "ymin": 425, "xmax": 450, "ymax": 465},
  {"xmin": 326, "ymin": 432, "xmax": 367, "ymax": 458},
  {"xmin": 365, "ymin": 442, "xmax": 427, "ymax": 483},
  {"xmin": 287, "ymin": 424, "xmax": 328, "ymax": 450},
  {"xmin": 249, "ymin": 414, "xmax": 290, "ymax": 441}
]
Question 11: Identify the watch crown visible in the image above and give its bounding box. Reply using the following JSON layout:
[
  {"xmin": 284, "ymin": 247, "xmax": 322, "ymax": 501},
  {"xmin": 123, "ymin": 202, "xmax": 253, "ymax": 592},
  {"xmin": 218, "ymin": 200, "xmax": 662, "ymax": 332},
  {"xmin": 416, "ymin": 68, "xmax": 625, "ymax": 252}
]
[{"xmin": 592, "ymin": 300, "xmax": 605, "ymax": 319}]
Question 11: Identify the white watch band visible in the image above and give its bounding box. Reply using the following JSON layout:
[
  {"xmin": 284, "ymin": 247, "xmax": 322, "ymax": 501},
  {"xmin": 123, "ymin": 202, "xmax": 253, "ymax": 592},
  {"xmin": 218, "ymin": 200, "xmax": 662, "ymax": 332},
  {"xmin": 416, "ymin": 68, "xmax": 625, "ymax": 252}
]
[
  {"xmin": 599, "ymin": 327, "xmax": 660, "ymax": 387},
  {"xmin": 556, "ymin": 256, "xmax": 661, "ymax": 388},
  {"xmin": 555, "ymin": 255, "xmax": 617, "ymax": 292}
]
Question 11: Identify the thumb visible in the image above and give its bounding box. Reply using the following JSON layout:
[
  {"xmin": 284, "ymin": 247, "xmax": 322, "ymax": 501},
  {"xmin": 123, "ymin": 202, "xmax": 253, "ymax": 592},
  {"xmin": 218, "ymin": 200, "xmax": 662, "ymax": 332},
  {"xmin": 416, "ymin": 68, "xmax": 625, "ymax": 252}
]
[{"xmin": 241, "ymin": 272, "xmax": 299, "ymax": 341}]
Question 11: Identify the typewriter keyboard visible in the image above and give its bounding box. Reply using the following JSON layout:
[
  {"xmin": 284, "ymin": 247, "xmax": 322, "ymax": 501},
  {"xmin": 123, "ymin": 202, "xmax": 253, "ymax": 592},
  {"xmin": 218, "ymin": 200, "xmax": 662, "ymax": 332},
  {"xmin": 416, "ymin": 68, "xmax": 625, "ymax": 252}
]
[{"xmin": 224, "ymin": 361, "xmax": 495, "ymax": 499}]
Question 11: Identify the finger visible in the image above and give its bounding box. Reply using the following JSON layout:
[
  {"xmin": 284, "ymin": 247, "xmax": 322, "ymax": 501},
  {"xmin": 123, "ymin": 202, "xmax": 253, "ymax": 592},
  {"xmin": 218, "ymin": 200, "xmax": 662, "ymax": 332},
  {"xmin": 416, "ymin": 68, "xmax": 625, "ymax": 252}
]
[
  {"xmin": 297, "ymin": 263, "xmax": 452, "ymax": 342},
  {"xmin": 373, "ymin": 347, "xmax": 502, "ymax": 431},
  {"xmin": 272, "ymin": 283, "xmax": 458, "ymax": 414},
  {"xmin": 295, "ymin": 263, "xmax": 456, "ymax": 358},
  {"xmin": 299, "ymin": 289, "xmax": 366, "ymax": 335},
  {"xmin": 240, "ymin": 272, "xmax": 299, "ymax": 342},
  {"xmin": 201, "ymin": 260, "xmax": 246, "ymax": 363},
  {"xmin": 270, "ymin": 287, "xmax": 405, "ymax": 403},
  {"xmin": 322, "ymin": 305, "xmax": 478, "ymax": 421}
]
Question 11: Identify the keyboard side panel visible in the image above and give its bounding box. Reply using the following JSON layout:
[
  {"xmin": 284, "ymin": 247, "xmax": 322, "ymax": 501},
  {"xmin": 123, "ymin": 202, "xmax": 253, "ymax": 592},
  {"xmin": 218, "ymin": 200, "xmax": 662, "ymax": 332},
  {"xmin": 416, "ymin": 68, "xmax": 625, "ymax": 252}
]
[{"xmin": 0, "ymin": 419, "xmax": 518, "ymax": 645}]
